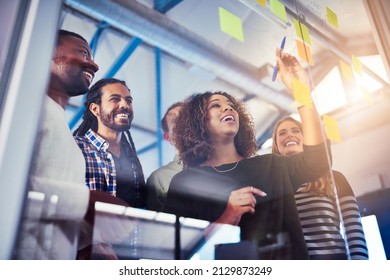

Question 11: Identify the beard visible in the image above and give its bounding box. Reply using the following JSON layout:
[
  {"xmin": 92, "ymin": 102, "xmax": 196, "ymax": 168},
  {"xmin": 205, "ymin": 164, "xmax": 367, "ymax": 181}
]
[
  {"xmin": 52, "ymin": 63, "xmax": 92, "ymax": 97},
  {"xmin": 99, "ymin": 106, "xmax": 133, "ymax": 132}
]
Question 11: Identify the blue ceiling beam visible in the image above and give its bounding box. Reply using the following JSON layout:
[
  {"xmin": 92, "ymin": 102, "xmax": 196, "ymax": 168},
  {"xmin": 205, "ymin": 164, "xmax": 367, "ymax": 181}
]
[
  {"xmin": 154, "ymin": 0, "xmax": 183, "ymax": 13},
  {"xmin": 137, "ymin": 141, "xmax": 158, "ymax": 155},
  {"xmin": 89, "ymin": 21, "xmax": 109, "ymax": 57},
  {"xmin": 104, "ymin": 37, "xmax": 142, "ymax": 78},
  {"xmin": 155, "ymin": 48, "xmax": 163, "ymax": 166}
]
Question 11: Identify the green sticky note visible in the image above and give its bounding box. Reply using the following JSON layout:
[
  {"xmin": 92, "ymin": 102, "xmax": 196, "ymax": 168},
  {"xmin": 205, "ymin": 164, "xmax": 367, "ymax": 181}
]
[
  {"xmin": 326, "ymin": 7, "xmax": 338, "ymax": 29},
  {"xmin": 219, "ymin": 7, "xmax": 244, "ymax": 42},
  {"xmin": 294, "ymin": 18, "xmax": 312, "ymax": 45},
  {"xmin": 270, "ymin": 0, "xmax": 288, "ymax": 23}
]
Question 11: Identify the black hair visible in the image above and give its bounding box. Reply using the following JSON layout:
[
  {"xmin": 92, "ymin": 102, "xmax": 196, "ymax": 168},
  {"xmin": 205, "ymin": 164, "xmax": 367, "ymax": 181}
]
[
  {"xmin": 57, "ymin": 29, "xmax": 88, "ymax": 44},
  {"xmin": 73, "ymin": 78, "xmax": 129, "ymax": 136}
]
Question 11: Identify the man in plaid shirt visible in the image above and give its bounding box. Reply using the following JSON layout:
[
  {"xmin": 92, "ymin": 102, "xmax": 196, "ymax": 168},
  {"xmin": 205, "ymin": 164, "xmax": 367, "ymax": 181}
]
[{"xmin": 73, "ymin": 78, "xmax": 147, "ymax": 209}]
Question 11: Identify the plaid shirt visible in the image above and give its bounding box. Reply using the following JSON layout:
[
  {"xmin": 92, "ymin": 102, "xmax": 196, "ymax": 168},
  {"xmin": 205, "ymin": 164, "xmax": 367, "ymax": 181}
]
[{"xmin": 74, "ymin": 129, "xmax": 146, "ymax": 208}]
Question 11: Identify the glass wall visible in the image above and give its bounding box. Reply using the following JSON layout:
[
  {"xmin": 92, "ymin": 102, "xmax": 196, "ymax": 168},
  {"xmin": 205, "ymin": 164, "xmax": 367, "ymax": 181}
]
[{"xmin": 0, "ymin": 0, "xmax": 62, "ymax": 259}]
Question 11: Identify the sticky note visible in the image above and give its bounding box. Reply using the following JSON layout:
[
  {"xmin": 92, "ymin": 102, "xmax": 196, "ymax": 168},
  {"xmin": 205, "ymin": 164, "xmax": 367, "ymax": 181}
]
[
  {"xmin": 218, "ymin": 7, "xmax": 244, "ymax": 42},
  {"xmin": 352, "ymin": 55, "xmax": 363, "ymax": 75},
  {"xmin": 256, "ymin": 0, "xmax": 266, "ymax": 7},
  {"xmin": 296, "ymin": 39, "xmax": 314, "ymax": 65},
  {"xmin": 294, "ymin": 18, "xmax": 312, "ymax": 45},
  {"xmin": 326, "ymin": 7, "xmax": 338, "ymax": 29},
  {"xmin": 323, "ymin": 114, "xmax": 341, "ymax": 143},
  {"xmin": 270, "ymin": 0, "xmax": 288, "ymax": 23},
  {"xmin": 339, "ymin": 60, "xmax": 354, "ymax": 81},
  {"xmin": 292, "ymin": 78, "xmax": 313, "ymax": 108}
]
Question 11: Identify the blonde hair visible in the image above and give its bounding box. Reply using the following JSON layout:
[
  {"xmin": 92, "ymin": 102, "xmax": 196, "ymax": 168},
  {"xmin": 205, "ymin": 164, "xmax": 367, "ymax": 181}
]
[{"xmin": 272, "ymin": 116, "xmax": 334, "ymax": 198}]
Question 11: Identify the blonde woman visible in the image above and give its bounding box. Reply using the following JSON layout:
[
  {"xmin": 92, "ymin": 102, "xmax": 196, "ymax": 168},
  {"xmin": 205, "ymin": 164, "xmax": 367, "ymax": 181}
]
[{"xmin": 271, "ymin": 116, "xmax": 368, "ymax": 259}]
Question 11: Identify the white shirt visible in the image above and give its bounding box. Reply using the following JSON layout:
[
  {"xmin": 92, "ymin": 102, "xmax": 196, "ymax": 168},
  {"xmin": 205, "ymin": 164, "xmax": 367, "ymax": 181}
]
[{"xmin": 14, "ymin": 96, "xmax": 89, "ymax": 259}]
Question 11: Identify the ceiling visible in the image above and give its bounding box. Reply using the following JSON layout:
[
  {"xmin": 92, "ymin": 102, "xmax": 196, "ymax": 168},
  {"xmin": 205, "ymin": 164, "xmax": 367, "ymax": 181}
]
[{"xmin": 59, "ymin": 0, "xmax": 390, "ymax": 179}]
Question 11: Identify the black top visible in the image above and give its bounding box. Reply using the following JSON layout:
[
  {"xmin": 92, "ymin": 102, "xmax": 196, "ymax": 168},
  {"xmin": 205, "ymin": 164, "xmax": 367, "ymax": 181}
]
[
  {"xmin": 164, "ymin": 143, "xmax": 329, "ymax": 259},
  {"xmin": 112, "ymin": 138, "xmax": 147, "ymax": 209}
]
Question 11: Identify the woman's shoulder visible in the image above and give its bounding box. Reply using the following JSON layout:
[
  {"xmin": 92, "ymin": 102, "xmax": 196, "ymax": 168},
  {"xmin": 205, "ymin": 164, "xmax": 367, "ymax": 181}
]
[
  {"xmin": 332, "ymin": 170, "xmax": 356, "ymax": 197},
  {"xmin": 332, "ymin": 170, "xmax": 349, "ymax": 184}
]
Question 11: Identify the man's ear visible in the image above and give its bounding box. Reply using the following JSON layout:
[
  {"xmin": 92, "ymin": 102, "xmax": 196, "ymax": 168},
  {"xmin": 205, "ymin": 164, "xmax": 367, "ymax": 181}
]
[{"xmin": 89, "ymin": 103, "xmax": 99, "ymax": 117}]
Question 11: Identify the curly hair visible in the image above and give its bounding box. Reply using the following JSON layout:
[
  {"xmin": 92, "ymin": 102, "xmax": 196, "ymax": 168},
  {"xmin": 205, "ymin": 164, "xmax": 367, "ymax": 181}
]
[
  {"xmin": 271, "ymin": 116, "xmax": 334, "ymax": 198},
  {"xmin": 173, "ymin": 91, "xmax": 258, "ymax": 167}
]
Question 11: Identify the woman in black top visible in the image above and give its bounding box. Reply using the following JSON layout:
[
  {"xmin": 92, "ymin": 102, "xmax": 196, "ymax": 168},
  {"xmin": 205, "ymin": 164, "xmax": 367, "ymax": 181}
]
[{"xmin": 164, "ymin": 51, "xmax": 330, "ymax": 259}]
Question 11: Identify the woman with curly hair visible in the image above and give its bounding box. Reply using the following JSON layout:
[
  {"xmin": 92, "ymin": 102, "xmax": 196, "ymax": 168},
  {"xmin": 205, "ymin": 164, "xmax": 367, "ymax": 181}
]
[
  {"xmin": 164, "ymin": 51, "xmax": 330, "ymax": 259},
  {"xmin": 272, "ymin": 116, "xmax": 368, "ymax": 259}
]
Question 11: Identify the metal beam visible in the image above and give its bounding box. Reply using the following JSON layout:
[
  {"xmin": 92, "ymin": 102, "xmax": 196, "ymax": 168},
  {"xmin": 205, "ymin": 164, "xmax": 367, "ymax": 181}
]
[
  {"xmin": 64, "ymin": 0, "xmax": 294, "ymax": 112},
  {"xmin": 155, "ymin": 47, "xmax": 163, "ymax": 166},
  {"xmin": 154, "ymin": 0, "xmax": 183, "ymax": 14},
  {"xmin": 363, "ymin": 0, "xmax": 390, "ymax": 81}
]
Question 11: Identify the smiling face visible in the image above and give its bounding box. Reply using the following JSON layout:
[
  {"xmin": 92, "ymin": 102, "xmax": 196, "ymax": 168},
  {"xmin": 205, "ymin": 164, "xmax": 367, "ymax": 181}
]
[
  {"xmin": 205, "ymin": 94, "xmax": 239, "ymax": 142},
  {"xmin": 51, "ymin": 34, "xmax": 99, "ymax": 97},
  {"xmin": 274, "ymin": 119, "xmax": 304, "ymax": 156},
  {"xmin": 90, "ymin": 82, "xmax": 134, "ymax": 132}
]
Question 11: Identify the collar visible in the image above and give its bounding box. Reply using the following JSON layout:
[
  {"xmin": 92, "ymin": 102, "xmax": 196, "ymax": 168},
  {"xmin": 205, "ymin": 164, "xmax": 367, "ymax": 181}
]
[
  {"xmin": 173, "ymin": 154, "xmax": 181, "ymax": 164},
  {"xmin": 85, "ymin": 129, "xmax": 110, "ymax": 152}
]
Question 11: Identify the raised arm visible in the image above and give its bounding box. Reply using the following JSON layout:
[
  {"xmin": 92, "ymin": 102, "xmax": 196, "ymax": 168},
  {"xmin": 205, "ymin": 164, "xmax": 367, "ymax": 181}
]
[{"xmin": 276, "ymin": 49, "xmax": 324, "ymax": 146}]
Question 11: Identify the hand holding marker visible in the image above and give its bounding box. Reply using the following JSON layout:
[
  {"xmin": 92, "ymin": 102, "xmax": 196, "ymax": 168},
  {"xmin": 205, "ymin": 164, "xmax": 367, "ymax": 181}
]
[{"xmin": 272, "ymin": 36, "xmax": 286, "ymax": 81}]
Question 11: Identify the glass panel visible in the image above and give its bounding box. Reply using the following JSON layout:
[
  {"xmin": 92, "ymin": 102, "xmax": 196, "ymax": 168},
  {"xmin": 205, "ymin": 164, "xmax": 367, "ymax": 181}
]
[
  {"xmin": 89, "ymin": 202, "xmax": 237, "ymax": 260},
  {"xmin": 12, "ymin": 191, "xmax": 58, "ymax": 259}
]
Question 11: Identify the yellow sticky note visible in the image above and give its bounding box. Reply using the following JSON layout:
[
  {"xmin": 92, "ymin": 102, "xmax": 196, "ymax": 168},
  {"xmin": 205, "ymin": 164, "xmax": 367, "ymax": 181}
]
[
  {"xmin": 219, "ymin": 7, "xmax": 244, "ymax": 42},
  {"xmin": 339, "ymin": 60, "xmax": 354, "ymax": 81},
  {"xmin": 323, "ymin": 115, "xmax": 341, "ymax": 143},
  {"xmin": 326, "ymin": 7, "xmax": 338, "ymax": 29},
  {"xmin": 293, "ymin": 18, "xmax": 312, "ymax": 45},
  {"xmin": 256, "ymin": 0, "xmax": 266, "ymax": 7},
  {"xmin": 292, "ymin": 78, "xmax": 313, "ymax": 108},
  {"xmin": 296, "ymin": 40, "xmax": 314, "ymax": 65},
  {"xmin": 270, "ymin": 0, "xmax": 288, "ymax": 23},
  {"xmin": 352, "ymin": 55, "xmax": 363, "ymax": 75}
]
